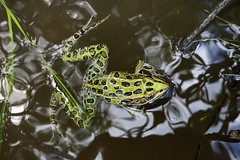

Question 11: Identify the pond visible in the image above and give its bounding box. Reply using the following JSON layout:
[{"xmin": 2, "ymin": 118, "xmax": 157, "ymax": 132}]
[{"xmin": 0, "ymin": 0, "xmax": 240, "ymax": 160}]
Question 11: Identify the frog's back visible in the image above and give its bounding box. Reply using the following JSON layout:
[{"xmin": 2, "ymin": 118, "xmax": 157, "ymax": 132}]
[{"xmin": 85, "ymin": 71, "xmax": 169, "ymax": 106}]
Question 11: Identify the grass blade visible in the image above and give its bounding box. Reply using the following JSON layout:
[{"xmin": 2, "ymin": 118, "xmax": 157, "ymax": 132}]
[
  {"xmin": 0, "ymin": 0, "xmax": 31, "ymax": 42},
  {"xmin": 41, "ymin": 55, "xmax": 84, "ymax": 113}
]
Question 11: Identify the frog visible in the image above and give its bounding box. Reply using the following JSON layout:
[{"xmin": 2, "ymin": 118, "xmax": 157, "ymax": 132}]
[{"xmin": 49, "ymin": 15, "xmax": 173, "ymax": 130}]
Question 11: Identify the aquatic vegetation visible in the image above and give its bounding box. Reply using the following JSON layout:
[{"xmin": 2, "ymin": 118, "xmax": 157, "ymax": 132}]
[
  {"xmin": 0, "ymin": 0, "xmax": 31, "ymax": 154},
  {"xmin": 0, "ymin": 0, "xmax": 239, "ymax": 159}
]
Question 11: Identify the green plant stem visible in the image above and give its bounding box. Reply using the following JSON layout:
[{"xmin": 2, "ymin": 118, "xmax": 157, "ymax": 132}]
[{"xmin": 0, "ymin": 0, "xmax": 32, "ymax": 155}]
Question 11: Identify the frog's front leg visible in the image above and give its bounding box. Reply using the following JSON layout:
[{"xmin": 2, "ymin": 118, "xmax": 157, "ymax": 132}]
[
  {"xmin": 63, "ymin": 15, "xmax": 110, "ymax": 53},
  {"xmin": 135, "ymin": 60, "xmax": 155, "ymax": 74},
  {"xmin": 135, "ymin": 60, "xmax": 145, "ymax": 74}
]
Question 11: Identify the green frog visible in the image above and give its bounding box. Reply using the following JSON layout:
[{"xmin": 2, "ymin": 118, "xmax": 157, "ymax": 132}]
[{"xmin": 50, "ymin": 15, "xmax": 173, "ymax": 130}]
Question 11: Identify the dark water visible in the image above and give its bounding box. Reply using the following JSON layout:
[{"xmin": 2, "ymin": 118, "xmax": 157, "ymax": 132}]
[{"xmin": 0, "ymin": 0, "xmax": 240, "ymax": 160}]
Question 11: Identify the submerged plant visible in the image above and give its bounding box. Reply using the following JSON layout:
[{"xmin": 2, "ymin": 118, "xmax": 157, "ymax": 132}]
[{"xmin": 0, "ymin": 0, "xmax": 31, "ymax": 154}]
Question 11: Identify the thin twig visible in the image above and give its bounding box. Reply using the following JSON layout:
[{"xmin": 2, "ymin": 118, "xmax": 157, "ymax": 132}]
[{"xmin": 179, "ymin": 0, "xmax": 234, "ymax": 51}]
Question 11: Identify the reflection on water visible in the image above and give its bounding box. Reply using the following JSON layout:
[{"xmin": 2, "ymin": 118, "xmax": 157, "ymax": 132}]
[{"xmin": 0, "ymin": 0, "xmax": 240, "ymax": 159}]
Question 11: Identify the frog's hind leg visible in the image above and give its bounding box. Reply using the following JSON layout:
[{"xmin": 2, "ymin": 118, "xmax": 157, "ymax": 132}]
[
  {"xmin": 61, "ymin": 43, "xmax": 109, "ymax": 83},
  {"xmin": 63, "ymin": 15, "xmax": 110, "ymax": 53},
  {"xmin": 135, "ymin": 60, "xmax": 169, "ymax": 78},
  {"xmin": 49, "ymin": 90, "xmax": 94, "ymax": 147},
  {"xmin": 78, "ymin": 44, "xmax": 109, "ymax": 125}
]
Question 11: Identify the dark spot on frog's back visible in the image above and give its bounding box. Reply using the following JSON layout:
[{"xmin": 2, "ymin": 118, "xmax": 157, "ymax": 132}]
[
  {"xmin": 109, "ymin": 93, "xmax": 116, "ymax": 97},
  {"xmin": 133, "ymin": 89, "xmax": 142, "ymax": 94},
  {"xmin": 97, "ymin": 89, "xmax": 103, "ymax": 94},
  {"xmin": 101, "ymin": 79, "xmax": 106, "ymax": 85},
  {"xmin": 91, "ymin": 87, "xmax": 96, "ymax": 92},
  {"xmin": 116, "ymin": 90, "xmax": 123, "ymax": 95},
  {"xmin": 124, "ymin": 92, "xmax": 132, "ymax": 96},
  {"xmin": 126, "ymin": 75, "xmax": 133, "ymax": 79},
  {"xmin": 146, "ymin": 82, "xmax": 154, "ymax": 86},
  {"xmin": 94, "ymin": 80, "xmax": 99, "ymax": 85},
  {"xmin": 110, "ymin": 79, "xmax": 117, "ymax": 84},
  {"xmin": 104, "ymin": 86, "xmax": 108, "ymax": 90},
  {"xmin": 91, "ymin": 73, "xmax": 96, "ymax": 78},
  {"xmin": 146, "ymin": 88, "xmax": 153, "ymax": 92},
  {"xmin": 114, "ymin": 72, "xmax": 120, "ymax": 77},
  {"xmin": 121, "ymin": 82, "xmax": 130, "ymax": 87},
  {"xmin": 134, "ymin": 81, "xmax": 142, "ymax": 86}
]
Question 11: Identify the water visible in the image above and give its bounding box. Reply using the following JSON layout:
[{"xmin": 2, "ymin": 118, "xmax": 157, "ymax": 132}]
[{"xmin": 0, "ymin": 0, "xmax": 240, "ymax": 159}]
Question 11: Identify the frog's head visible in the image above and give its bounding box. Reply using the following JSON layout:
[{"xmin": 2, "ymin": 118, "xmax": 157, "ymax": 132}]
[{"xmin": 148, "ymin": 71, "xmax": 175, "ymax": 103}]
